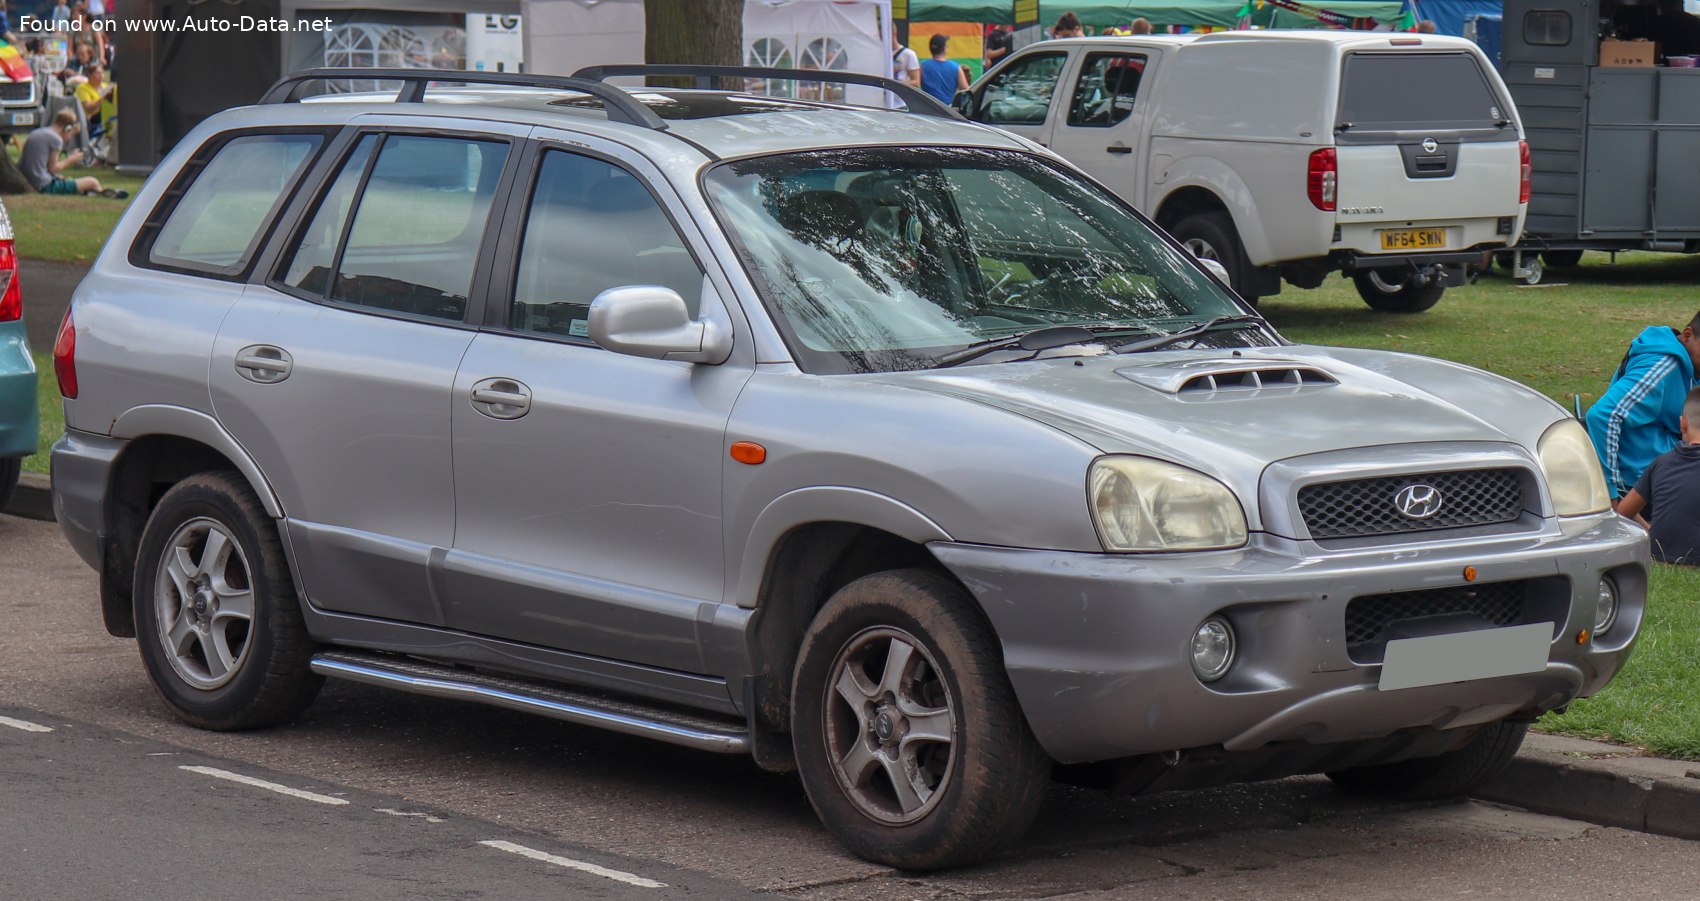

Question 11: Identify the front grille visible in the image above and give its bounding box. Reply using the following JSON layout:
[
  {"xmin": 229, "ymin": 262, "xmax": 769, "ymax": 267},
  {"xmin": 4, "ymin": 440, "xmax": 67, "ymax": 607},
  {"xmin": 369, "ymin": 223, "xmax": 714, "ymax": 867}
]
[
  {"xmin": 0, "ymin": 82, "xmax": 33, "ymax": 103},
  {"xmin": 1298, "ymin": 468, "xmax": 1524, "ymax": 540},
  {"xmin": 1345, "ymin": 581, "xmax": 1527, "ymax": 662}
]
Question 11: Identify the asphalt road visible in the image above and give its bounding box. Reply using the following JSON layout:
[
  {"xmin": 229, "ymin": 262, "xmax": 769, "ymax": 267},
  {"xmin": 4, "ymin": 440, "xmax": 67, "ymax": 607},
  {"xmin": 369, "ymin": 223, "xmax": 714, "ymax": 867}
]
[{"xmin": 4, "ymin": 510, "xmax": 1699, "ymax": 900}]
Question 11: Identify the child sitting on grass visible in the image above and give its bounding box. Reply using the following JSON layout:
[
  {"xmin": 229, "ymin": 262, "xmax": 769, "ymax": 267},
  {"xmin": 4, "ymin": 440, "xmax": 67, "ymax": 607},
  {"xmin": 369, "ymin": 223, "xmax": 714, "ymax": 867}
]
[{"xmin": 1615, "ymin": 385, "xmax": 1700, "ymax": 564}]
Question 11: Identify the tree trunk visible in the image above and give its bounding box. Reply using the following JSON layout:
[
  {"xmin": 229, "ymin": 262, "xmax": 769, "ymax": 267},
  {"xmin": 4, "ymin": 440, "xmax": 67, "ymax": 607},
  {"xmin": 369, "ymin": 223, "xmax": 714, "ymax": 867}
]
[
  {"xmin": 0, "ymin": 151, "xmax": 32, "ymax": 196},
  {"xmin": 644, "ymin": 0, "xmax": 743, "ymax": 88}
]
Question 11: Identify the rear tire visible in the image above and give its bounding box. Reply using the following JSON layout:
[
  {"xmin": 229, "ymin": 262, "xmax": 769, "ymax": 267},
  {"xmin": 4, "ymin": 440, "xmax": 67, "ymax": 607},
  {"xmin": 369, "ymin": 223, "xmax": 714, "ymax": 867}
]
[
  {"xmin": 0, "ymin": 457, "xmax": 19, "ymax": 515},
  {"xmin": 1352, "ymin": 270, "xmax": 1446, "ymax": 313},
  {"xmin": 1169, "ymin": 211, "xmax": 1259, "ymax": 305},
  {"xmin": 133, "ymin": 472, "xmax": 322, "ymax": 730},
  {"xmin": 1326, "ymin": 720, "xmax": 1528, "ymax": 800},
  {"xmin": 791, "ymin": 569, "xmax": 1050, "ymax": 871}
]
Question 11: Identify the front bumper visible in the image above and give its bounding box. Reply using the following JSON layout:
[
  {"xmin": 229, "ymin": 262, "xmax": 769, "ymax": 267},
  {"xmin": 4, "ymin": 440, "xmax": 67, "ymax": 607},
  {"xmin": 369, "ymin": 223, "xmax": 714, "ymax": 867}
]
[
  {"xmin": 0, "ymin": 320, "xmax": 38, "ymax": 459},
  {"xmin": 932, "ymin": 515, "xmax": 1647, "ymax": 764}
]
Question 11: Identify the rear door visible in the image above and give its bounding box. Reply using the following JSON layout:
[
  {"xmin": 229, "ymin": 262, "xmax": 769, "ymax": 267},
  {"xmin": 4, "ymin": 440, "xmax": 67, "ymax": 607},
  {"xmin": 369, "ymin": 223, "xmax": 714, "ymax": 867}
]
[
  {"xmin": 964, "ymin": 48, "xmax": 1074, "ymax": 147},
  {"xmin": 1046, "ymin": 48, "xmax": 1161, "ymax": 205},
  {"xmin": 1333, "ymin": 50, "xmax": 1524, "ymax": 255},
  {"xmin": 211, "ymin": 121, "xmax": 522, "ymax": 626}
]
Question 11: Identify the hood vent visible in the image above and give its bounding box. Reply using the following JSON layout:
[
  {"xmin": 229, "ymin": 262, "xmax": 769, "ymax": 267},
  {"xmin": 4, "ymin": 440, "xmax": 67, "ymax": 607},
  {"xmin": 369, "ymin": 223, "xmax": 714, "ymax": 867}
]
[{"xmin": 1116, "ymin": 360, "xmax": 1339, "ymax": 395}]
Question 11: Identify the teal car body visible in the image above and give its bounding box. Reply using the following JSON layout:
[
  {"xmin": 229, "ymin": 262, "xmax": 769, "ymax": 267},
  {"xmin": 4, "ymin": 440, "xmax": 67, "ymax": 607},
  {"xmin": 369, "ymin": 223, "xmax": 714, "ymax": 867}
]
[{"xmin": 0, "ymin": 197, "xmax": 38, "ymax": 494}]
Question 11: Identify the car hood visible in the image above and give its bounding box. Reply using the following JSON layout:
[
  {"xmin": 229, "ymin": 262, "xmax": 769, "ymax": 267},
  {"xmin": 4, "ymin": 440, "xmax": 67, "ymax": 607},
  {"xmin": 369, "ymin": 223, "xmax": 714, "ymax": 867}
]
[{"xmin": 876, "ymin": 344, "xmax": 1568, "ymax": 527}]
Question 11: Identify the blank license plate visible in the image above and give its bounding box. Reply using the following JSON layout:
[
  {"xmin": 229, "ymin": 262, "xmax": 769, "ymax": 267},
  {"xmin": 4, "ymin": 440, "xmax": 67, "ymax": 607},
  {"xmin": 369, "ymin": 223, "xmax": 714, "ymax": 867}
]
[
  {"xmin": 1380, "ymin": 227, "xmax": 1448, "ymax": 250},
  {"xmin": 1378, "ymin": 622, "xmax": 1552, "ymax": 692},
  {"xmin": 8, "ymin": 112, "xmax": 34, "ymax": 126}
]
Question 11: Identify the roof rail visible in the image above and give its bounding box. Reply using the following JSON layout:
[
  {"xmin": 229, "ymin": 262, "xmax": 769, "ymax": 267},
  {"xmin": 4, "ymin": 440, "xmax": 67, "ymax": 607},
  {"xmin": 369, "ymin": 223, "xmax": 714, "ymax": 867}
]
[
  {"xmin": 571, "ymin": 64, "xmax": 964, "ymax": 121},
  {"xmin": 258, "ymin": 68, "xmax": 670, "ymax": 131}
]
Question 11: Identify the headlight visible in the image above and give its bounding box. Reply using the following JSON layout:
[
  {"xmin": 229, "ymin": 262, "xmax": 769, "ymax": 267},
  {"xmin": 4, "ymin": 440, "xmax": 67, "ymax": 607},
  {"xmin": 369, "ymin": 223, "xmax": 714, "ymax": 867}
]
[
  {"xmin": 1088, "ymin": 456, "xmax": 1247, "ymax": 552},
  {"xmin": 1537, "ymin": 420, "xmax": 1611, "ymax": 516}
]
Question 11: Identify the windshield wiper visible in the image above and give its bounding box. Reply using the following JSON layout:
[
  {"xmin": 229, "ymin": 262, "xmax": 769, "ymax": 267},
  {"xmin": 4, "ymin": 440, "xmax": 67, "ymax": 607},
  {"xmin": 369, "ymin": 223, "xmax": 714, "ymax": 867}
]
[
  {"xmin": 932, "ymin": 324, "xmax": 1149, "ymax": 369},
  {"xmin": 1114, "ymin": 315, "xmax": 1269, "ymax": 354}
]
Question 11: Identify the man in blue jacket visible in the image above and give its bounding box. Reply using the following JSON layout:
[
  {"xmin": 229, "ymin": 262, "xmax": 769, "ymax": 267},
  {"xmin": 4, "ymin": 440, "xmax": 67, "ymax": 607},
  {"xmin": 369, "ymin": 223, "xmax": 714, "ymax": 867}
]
[{"xmin": 1586, "ymin": 312, "xmax": 1700, "ymax": 499}]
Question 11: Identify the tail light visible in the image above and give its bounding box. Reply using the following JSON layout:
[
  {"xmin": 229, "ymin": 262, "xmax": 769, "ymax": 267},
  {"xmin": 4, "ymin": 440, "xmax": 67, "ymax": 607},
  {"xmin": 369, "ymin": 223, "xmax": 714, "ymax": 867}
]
[
  {"xmin": 1518, "ymin": 140, "xmax": 1532, "ymax": 204},
  {"xmin": 1307, "ymin": 148, "xmax": 1337, "ymax": 212},
  {"xmin": 53, "ymin": 306, "xmax": 77, "ymax": 399},
  {"xmin": 0, "ymin": 239, "xmax": 19, "ymax": 322}
]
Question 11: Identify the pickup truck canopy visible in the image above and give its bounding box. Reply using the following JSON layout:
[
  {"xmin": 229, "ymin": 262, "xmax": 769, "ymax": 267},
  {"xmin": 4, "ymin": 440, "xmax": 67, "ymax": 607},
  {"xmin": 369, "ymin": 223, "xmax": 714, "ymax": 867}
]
[{"xmin": 907, "ymin": 0, "xmax": 1408, "ymax": 29}]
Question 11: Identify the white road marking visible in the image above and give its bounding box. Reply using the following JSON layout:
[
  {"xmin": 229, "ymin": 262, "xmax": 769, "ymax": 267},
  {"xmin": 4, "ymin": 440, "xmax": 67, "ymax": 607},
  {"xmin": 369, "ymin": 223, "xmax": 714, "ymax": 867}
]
[
  {"xmin": 375, "ymin": 807, "xmax": 446, "ymax": 824},
  {"xmin": 0, "ymin": 716, "xmax": 53, "ymax": 733},
  {"xmin": 479, "ymin": 840, "xmax": 667, "ymax": 889},
  {"xmin": 178, "ymin": 765, "xmax": 351, "ymax": 806}
]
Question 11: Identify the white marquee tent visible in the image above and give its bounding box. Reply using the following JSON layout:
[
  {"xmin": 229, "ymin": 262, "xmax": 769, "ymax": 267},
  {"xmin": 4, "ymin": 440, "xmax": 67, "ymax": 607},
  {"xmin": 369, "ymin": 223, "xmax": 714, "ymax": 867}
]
[{"xmin": 523, "ymin": 0, "xmax": 895, "ymax": 107}]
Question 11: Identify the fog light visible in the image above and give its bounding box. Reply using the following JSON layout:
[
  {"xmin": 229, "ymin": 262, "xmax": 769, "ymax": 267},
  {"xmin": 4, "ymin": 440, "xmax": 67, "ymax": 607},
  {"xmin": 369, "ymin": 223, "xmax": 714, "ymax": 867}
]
[
  {"xmin": 1191, "ymin": 617, "xmax": 1236, "ymax": 683},
  {"xmin": 1595, "ymin": 577, "xmax": 1619, "ymax": 635}
]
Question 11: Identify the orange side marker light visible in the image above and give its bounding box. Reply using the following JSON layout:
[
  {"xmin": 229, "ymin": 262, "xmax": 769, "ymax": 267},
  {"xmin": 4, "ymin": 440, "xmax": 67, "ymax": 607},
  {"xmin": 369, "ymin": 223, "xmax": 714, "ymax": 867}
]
[
  {"xmin": 730, "ymin": 441, "xmax": 767, "ymax": 465},
  {"xmin": 1576, "ymin": 629, "xmax": 1590, "ymax": 645},
  {"xmin": 1463, "ymin": 566, "xmax": 1477, "ymax": 582}
]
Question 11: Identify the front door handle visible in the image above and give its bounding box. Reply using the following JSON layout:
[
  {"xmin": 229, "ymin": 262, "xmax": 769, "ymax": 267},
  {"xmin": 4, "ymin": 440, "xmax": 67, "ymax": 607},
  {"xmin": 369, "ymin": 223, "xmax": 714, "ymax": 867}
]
[
  {"xmin": 235, "ymin": 345, "xmax": 293, "ymax": 384},
  {"xmin": 470, "ymin": 377, "xmax": 532, "ymax": 420},
  {"xmin": 1106, "ymin": 143, "xmax": 1133, "ymax": 155}
]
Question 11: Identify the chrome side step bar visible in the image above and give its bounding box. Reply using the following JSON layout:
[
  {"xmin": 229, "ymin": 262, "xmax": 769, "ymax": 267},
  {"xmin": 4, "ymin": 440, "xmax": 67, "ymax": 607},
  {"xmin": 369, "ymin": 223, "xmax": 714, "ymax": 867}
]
[{"xmin": 309, "ymin": 650, "xmax": 749, "ymax": 755}]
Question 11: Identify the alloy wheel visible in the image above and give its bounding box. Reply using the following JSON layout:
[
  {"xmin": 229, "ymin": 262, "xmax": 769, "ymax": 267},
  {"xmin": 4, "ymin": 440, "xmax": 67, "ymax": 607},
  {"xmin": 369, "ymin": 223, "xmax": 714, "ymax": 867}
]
[{"xmin": 154, "ymin": 517, "xmax": 256, "ymax": 690}]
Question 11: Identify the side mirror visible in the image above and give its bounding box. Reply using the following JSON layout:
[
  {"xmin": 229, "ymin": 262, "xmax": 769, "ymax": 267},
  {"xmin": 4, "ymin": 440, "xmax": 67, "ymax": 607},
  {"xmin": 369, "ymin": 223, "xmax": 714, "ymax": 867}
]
[
  {"xmin": 588, "ymin": 285, "xmax": 731, "ymax": 364},
  {"xmin": 953, "ymin": 89, "xmax": 975, "ymax": 117},
  {"xmin": 1197, "ymin": 258, "xmax": 1231, "ymax": 285}
]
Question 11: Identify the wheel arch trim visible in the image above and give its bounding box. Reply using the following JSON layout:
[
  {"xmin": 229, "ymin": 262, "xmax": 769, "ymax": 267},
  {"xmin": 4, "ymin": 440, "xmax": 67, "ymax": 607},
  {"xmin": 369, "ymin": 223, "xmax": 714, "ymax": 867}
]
[{"xmin": 109, "ymin": 405, "xmax": 285, "ymax": 519}]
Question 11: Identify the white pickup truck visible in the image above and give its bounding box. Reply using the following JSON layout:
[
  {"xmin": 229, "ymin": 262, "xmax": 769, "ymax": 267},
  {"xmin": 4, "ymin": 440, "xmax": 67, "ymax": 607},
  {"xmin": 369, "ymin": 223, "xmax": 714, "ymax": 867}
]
[{"xmin": 957, "ymin": 32, "xmax": 1529, "ymax": 312}]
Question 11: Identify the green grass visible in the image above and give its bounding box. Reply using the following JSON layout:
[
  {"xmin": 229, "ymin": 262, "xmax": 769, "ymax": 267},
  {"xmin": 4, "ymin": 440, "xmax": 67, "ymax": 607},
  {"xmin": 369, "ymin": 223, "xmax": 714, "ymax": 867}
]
[
  {"xmin": 5, "ymin": 165, "xmax": 146, "ymax": 263},
  {"xmin": 24, "ymin": 351, "xmax": 58, "ymax": 475}
]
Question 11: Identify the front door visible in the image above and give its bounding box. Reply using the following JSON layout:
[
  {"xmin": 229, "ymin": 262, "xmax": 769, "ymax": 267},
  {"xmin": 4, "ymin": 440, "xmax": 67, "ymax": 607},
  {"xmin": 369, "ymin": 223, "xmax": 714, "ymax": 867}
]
[
  {"xmin": 1047, "ymin": 50, "xmax": 1157, "ymax": 207},
  {"xmin": 440, "ymin": 137, "xmax": 751, "ymax": 675},
  {"xmin": 212, "ymin": 127, "xmax": 518, "ymax": 625}
]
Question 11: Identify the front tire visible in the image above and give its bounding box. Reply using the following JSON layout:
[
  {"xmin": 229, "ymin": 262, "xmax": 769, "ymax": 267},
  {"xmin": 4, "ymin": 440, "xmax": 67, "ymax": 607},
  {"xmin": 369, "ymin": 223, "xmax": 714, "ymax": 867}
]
[
  {"xmin": 1327, "ymin": 721, "xmax": 1528, "ymax": 800},
  {"xmin": 791, "ymin": 569, "xmax": 1050, "ymax": 871},
  {"xmin": 133, "ymin": 472, "xmax": 322, "ymax": 730},
  {"xmin": 1169, "ymin": 210, "xmax": 1259, "ymax": 305},
  {"xmin": 1353, "ymin": 269, "xmax": 1446, "ymax": 313}
]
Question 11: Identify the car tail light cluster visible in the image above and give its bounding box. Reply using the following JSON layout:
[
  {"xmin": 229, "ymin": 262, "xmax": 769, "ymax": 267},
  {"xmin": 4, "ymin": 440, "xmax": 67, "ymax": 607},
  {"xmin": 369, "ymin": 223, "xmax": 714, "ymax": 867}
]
[
  {"xmin": 1519, "ymin": 140, "xmax": 1532, "ymax": 204},
  {"xmin": 54, "ymin": 307, "xmax": 77, "ymax": 399},
  {"xmin": 1307, "ymin": 148, "xmax": 1337, "ymax": 212},
  {"xmin": 0, "ymin": 239, "xmax": 19, "ymax": 322}
]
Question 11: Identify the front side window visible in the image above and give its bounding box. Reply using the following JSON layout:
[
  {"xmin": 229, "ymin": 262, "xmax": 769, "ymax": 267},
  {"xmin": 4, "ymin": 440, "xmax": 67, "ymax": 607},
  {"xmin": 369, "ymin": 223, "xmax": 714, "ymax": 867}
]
[
  {"xmin": 148, "ymin": 133, "xmax": 324, "ymax": 275},
  {"xmin": 974, "ymin": 52, "xmax": 1066, "ymax": 126},
  {"xmin": 1068, "ymin": 53, "xmax": 1147, "ymax": 127},
  {"xmin": 510, "ymin": 150, "xmax": 703, "ymax": 340},
  {"xmin": 279, "ymin": 134, "xmax": 510, "ymax": 322},
  {"xmin": 704, "ymin": 147, "xmax": 1251, "ymax": 374}
]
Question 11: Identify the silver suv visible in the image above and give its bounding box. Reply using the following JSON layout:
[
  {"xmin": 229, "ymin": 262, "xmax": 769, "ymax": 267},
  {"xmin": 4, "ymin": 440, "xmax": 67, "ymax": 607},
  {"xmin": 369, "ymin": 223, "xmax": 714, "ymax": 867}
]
[{"xmin": 52, "ymin": 66, "xmax": 1645, "ymax": 871}]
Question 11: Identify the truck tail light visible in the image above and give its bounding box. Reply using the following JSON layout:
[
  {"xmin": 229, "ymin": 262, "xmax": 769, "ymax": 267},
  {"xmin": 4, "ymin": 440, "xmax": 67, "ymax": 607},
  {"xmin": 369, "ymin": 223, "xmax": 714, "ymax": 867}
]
[
  {"xmin": 0, "ymin": 239, "xmax": 20, "ymax": 322},
  {"xmin": 1307, "ymin": 148, "xmax": 1337, "ymax": 212},
  {"xmin": 54, "ymin": 306, "xmax": 77, "ymax": 399},
  {"xmin": 1519, "ymin": 140, "xmax": 1531, "ymax": 204}
]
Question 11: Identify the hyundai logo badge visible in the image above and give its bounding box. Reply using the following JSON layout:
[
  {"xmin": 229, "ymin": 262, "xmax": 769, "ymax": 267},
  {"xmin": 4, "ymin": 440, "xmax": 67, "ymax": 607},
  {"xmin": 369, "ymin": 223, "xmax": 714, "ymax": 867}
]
[{"xmin": 1394, "ymin": 483, "xmax": 1443, "ymax": 519}]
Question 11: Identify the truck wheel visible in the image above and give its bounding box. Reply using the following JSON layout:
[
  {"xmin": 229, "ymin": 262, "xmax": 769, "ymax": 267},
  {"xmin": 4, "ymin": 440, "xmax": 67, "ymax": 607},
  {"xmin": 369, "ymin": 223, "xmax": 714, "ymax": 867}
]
[
  {"xmin": 133, "ymin": 472, "xmax": 322, "ymax": 731},
  {"xmin": 0, "ymin": 457, "xmax": 18, "ymax": 515},
  {"xmin": 1542, "ymin": 250, "xmax": 1584, "ymax": 269},
  {"xmin": 1169, "ymin": 211, "xmax": 1259, "ymax": 305},
  {"xmin": 791, "ymin": 569, "xmax": 1050, "ymax": 871},
  {"xmin": 1352, "ymin": 270, "xmax": 1446, "ymax": 313},
  {"xmin": 1326, "ymin": 720, "xmax": 1527, "ymax": 800}
]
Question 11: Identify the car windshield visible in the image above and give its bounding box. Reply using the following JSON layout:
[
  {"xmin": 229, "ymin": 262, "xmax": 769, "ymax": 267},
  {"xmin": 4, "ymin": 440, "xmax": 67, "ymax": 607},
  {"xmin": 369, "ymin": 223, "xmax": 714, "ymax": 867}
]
[{"xmin": 703, "ymin": 147, "xmax": 1261, "ymax": 374}]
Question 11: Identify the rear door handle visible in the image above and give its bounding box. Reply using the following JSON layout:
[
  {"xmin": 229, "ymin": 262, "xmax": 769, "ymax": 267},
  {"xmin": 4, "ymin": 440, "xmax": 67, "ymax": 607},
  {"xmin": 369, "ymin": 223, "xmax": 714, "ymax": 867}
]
[
  {"xmin": 470, "ymin": 377, "xmax": 531, "ymax": 420},
  {"xmin": 1106, "ymin": 143, "xmax": 1133, "ymax": 155},
  {"xmin": 234, "ymin": 345, "xmax": 292, "ymax": 384}
]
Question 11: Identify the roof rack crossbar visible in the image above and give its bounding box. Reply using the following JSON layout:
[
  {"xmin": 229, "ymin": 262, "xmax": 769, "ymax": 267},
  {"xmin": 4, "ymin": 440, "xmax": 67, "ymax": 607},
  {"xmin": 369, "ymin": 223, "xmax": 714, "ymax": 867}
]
[
  {"xmin": 258, "ymin": 68, "xmax": 670, "ymax": 130},
  {"xmin": 571, "ymin": 64, "xmax": 964, "ymax": 121}
]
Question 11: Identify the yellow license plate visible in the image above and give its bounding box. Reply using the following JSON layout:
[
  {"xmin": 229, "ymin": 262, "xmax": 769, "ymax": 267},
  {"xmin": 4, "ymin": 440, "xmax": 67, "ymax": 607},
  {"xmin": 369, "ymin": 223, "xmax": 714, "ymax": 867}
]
[{"xmin": 1380, "ymin": 228, "xmax": 1448, "ymax": 250}]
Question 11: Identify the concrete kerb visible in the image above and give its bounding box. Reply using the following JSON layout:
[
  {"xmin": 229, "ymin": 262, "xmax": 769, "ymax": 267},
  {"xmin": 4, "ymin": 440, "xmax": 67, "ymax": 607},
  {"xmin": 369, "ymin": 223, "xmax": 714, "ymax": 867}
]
[{"xmin": 4, "ymin": 475, "xmax": 1698, "ymax": 843}]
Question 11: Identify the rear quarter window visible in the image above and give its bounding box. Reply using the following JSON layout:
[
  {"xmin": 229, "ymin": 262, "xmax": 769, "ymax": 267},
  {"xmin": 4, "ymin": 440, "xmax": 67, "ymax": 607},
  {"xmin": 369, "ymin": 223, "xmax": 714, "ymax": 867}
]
[
  {"xmin": 136, "ymin": 132, "xmax": 327, "ymax": 278},
  {"xmin": 1338, "ymin": 53, "xmax": 1507, "ymax": 134}
]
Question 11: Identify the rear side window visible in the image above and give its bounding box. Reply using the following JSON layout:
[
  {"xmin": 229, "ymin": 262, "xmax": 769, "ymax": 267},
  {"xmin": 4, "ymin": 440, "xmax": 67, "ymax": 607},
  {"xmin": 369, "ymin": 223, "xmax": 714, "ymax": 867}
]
[
  {"xmin": 1338, "ymin": 53, "xmax": 1505, "ymax": 133},
  {"xmin": 1068, "ymin": 52, "xmax": 1148, "ymax": 127},
  {"xmin": 143, "ymin": 133, "xmax": 324, "ymax": 277},
  {"xmin": 279, "ymin": 133, "xmax": 511, "ymax": 323}
]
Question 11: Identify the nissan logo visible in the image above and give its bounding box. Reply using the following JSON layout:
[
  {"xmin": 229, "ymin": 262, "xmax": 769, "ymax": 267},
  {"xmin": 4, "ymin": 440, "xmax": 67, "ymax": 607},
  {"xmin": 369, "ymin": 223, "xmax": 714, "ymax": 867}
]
[
  {"xmin": 1394, "ymin": 484, "xmax": 1444, "ymax": 520},
  {"xmin": 1421, "ymin": 137, "xmax": 1440, "ymax": 154}
]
